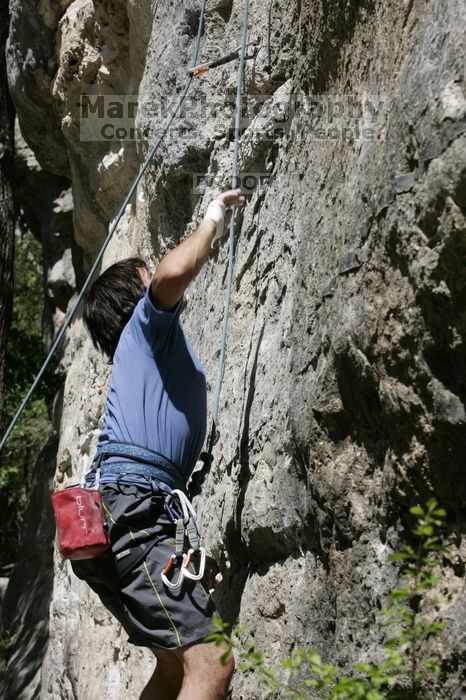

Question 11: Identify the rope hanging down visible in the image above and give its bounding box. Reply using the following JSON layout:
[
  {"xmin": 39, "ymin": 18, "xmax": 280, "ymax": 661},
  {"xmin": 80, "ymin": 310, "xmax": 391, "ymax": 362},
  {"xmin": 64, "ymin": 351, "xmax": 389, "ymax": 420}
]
[
  {"xmin": 0, "ymin": 1, "xmax": 207, "ymax": 453},
  {"xmin": 192, "ymin": 0, "xmax": 251, "ymax": 494},
  {"xmin": 212, "ymin": 0, "xmax": 250, "ymax": 428}
]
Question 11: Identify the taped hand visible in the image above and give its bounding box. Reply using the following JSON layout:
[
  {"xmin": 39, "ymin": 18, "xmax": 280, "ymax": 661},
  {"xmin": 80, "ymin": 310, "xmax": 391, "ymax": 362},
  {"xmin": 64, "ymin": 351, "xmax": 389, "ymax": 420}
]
[{"xmin": 204, "ymin": 188, "xmax": 245, "ymax": 243}]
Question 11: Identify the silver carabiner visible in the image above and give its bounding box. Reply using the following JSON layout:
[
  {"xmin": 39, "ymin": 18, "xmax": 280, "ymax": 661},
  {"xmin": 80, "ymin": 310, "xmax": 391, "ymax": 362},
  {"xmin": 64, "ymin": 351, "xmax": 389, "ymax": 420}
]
[
  {"xmin": 181, "ymin": 547, "xmax": 206, "ymax": 581},
  {"xmin": 161, "ymin": 553, "xmax": 186, "ymax": 589}
]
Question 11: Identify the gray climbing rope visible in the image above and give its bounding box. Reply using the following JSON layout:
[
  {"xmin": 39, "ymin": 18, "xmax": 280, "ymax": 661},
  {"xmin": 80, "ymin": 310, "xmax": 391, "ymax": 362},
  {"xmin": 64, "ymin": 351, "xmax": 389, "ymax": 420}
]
[
  {"xmin": 212, "ymin": 0, "xmax": 250, "ymax": 426},
  {"xmin": 200, "ymin": 0, "xmax": 251, "ymax": 476}
]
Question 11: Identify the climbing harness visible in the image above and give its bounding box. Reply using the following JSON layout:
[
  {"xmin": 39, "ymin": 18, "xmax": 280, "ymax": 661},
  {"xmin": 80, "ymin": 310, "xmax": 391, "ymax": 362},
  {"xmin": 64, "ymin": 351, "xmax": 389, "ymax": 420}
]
[
  {"xmin": 91, "ymin": 441, "xmax": 187, "ymax": 491},
  {"xmin": 189, "ymin": 38, "xmax": 260, "ymax": 77},
  {"xmin": 161, "ymin": 489, "xmax": 207, "ymax": 589},
  {"xmin": 51, "ymin": 442, "xmax": 178, "ymax": 560}
]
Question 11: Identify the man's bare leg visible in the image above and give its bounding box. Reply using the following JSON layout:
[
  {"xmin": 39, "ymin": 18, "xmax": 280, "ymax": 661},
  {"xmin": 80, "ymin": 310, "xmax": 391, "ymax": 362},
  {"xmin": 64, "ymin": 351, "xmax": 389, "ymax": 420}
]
[
  {"xmin": 176, "ymin": 640, "xmax": 234, "ymax": 700},
  {"xmin": 140, "ymin": 648, "xmax": 183, "ymax": 700}
]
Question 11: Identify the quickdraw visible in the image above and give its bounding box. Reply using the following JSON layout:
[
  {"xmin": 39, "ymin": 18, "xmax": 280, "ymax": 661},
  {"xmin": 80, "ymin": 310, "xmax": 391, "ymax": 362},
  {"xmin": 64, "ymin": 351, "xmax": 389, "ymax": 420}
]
[
  {"xmin": 189, "ymin": 38, "xmax": 261, "ymax": 77},
  {"xmin": 161, "ymin": 489, "xmax": 207, "ymax": 590}
]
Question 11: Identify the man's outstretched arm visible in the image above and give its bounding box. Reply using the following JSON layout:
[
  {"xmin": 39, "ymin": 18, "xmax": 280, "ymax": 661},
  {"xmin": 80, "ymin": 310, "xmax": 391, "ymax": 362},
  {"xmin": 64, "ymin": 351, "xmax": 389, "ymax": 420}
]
[{"xmin": 152, "ymin": 189, "xmax": 244, "ymax": 310}]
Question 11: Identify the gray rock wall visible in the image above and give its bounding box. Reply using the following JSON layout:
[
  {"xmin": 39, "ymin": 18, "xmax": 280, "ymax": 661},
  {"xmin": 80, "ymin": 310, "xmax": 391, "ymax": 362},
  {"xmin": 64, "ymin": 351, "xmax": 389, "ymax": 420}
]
[{"xmin": 5, "ymin": 0, "xmax": 466, "ymax": 698}]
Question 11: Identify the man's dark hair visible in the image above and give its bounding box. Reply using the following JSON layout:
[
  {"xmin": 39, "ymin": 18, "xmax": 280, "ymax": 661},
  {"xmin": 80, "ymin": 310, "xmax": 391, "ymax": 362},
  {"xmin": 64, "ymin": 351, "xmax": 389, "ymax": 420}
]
[{"xmin": 83, "ymin": 257, "xmax": 148, "ymax": 360}]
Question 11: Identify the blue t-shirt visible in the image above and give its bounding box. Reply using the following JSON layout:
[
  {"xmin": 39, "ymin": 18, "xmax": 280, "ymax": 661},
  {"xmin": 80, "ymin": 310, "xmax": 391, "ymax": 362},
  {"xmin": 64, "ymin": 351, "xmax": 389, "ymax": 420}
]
[{"xmin": 97, "ymin": 287, "xmax": 207, "ymax": 480}]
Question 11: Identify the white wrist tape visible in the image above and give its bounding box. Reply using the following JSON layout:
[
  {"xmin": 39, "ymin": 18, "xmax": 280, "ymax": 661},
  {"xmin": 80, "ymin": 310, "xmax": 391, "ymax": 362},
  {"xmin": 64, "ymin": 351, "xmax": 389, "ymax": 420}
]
[{"xmin": 204, "ymin": 199, "xmax": 226, "ymax": 242}]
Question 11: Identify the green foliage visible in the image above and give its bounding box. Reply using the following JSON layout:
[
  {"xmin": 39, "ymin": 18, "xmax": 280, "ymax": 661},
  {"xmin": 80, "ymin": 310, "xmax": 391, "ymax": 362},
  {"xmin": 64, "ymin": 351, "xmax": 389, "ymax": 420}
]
[
  {"xmin": 207, "ymin": 499, "xmax": 448, "ymax": 699},
  {"xmin": 3, "ymin": 227, "xmax": 59, "ymax": 413},
  {"xmin": 0, "ymin": 228, "xmax": 58, "ymax": 566}
]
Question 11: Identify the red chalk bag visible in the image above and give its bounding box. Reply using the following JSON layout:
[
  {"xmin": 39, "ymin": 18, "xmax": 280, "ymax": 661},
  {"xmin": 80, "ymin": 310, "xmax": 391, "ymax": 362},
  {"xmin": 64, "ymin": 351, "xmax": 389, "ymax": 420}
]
[{"xmin": 51, "ymin": 486, "xmax": 110, "ymax": 560}]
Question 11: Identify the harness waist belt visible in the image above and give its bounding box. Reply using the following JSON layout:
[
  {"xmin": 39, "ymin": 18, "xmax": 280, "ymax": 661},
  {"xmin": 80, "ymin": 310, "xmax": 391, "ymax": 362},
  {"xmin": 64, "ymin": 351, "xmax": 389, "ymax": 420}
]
[{"xmin": 93, "ymin": 442, "xmax": 186, "ymax": 492}]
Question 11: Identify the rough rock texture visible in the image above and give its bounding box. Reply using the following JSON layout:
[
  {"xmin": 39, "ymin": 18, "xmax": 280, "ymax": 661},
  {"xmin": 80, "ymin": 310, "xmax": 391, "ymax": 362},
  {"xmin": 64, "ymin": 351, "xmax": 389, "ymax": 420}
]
[
  {"xmin": 0, "ymin": 129, "xmax": 75, "ymax": 698},
  {"xmin": 5, "ymin": 0, "xmax": 466, "ymax": 698},
  {"xmin": 0, "ymin": 436, "xmax": 57, "ymax": 700},
  {"xmin": 14, "ymin": 127, "xmax": 77, "ymax": 344}
]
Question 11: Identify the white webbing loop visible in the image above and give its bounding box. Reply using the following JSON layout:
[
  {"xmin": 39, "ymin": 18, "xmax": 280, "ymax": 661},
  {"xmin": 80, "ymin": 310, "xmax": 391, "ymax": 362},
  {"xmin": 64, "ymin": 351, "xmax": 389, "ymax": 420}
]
[{"xmin": 167, "ymin": 489, "xmax": 198, "ymax": 525}]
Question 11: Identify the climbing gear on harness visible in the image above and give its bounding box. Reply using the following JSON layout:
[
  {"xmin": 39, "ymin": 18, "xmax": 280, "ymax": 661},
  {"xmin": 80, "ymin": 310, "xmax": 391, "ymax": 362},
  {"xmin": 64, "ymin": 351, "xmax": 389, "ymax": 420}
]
[
  {"xmin": 75, "ymin": 441, "xmax": 213, "ymax": 591},
  {"xmin": 189, "ymin": 38, "xmax": 261, "ymax": 77},
  {"xmin": 161, "ymin": 489, "xmax": 207, "ymax": 590},
  {"xmin": 182, "ymin": 547, "xmax": 207, "ymax": 581},
  {"xmin": 51, "ymin": 440, "xmax": 186, "ymax": 562},
  {"xmin": 51, "ymin": 484, "xmax": 110, "ymax": 560}
]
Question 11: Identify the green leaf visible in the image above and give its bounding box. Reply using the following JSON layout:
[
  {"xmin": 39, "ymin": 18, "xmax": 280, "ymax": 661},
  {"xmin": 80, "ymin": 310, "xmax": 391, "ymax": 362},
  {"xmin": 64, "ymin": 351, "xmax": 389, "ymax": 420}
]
[
  {"xmin": 389, "ymin": 587, "xmax": 410, "ymax": 601},
  {"xmin": 414, "ymin": 524, "xmax": 434, "ymax": 536},
  {"xmin": 433, "ymin": 508, "xmax": 446, "ymax": 517},
  {"xmin": 426, "ymin": 621, "xmax": 445, "ymax": 634},
  {"xmin": 389, "ymin": 552, "xmax": 414, "ymax": 562},
  {"xmin": 220, "ymin": 650, "xmax": 231, "ymax": 666},
  {"xmin": 366, "ymin": 691, "xmax": 383, "ymax": 700},
  {"xmin": 355, "ymin": 662, "xmax": 374, "ymax": 674}
]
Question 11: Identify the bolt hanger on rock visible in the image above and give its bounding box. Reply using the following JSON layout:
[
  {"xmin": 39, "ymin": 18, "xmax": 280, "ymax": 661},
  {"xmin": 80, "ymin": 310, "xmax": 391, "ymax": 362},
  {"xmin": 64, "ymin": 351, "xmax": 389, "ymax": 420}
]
[{"xmin": 189, "ymin": 38, "xmax": 261, "ymax": 77}]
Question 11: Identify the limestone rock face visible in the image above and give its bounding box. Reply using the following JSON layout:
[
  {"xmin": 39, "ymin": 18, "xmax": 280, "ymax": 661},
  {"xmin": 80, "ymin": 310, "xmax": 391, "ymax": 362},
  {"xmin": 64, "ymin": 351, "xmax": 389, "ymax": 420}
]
[
  {"xmin": 14, "ymin": 127, "xmax": 76, "ymax": 342},
  {"xmin": 5, "ymin": 0, "xmax": 466, "ymax": 698}
]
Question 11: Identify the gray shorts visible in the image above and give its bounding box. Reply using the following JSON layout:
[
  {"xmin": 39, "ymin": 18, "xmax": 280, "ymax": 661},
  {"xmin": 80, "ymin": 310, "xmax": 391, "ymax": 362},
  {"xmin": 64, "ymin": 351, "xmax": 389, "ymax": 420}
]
[{"xmin": 71, "ymin": 481, "xmax": 216, "ymax": 649}]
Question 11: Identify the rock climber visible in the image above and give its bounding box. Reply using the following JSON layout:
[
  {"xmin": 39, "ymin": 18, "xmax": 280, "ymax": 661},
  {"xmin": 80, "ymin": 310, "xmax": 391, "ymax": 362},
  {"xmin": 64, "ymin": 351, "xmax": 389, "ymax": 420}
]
[{"xmin": 71, "ymin": 188, "xmax": 245, "ymax": 700}]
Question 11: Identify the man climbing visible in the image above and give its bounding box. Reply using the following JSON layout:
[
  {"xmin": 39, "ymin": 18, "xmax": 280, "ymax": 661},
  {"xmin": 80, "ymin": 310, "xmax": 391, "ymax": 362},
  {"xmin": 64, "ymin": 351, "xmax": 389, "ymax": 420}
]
[{"xmin": 71, "ymin": 188, "xmax": 245, "ymax": 700}]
